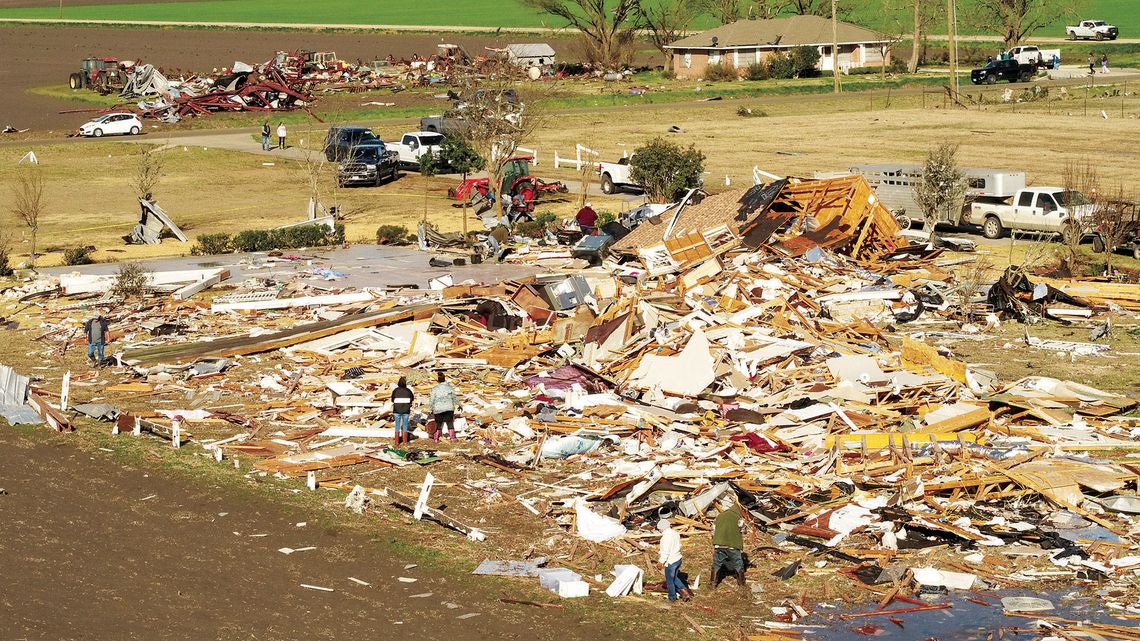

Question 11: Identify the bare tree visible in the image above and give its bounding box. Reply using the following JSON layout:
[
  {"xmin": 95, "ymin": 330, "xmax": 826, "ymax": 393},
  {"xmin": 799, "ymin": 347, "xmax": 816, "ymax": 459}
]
[
  {"xmin": 964, "ymin": 0, "xmax": 1086, "ymax": 49},
  {"xmin": 639, "ymin": 0, "xmax": 699, "ymax": 65},
  {"xmin": 913, "ymin": 143, "xmax": 967, "ymax": 243},
  {"xmin": 1088, "ymin": 186, "xmax": 1135, "ymax": 275},
  {"xmin": 700, "ymin": 0, "xmax": 791, "ymax": 22},
  {"xmin": 10, "ymin": 165, "xmax": 45, "ymax": 270},
  {"xmin": 790, "ymin": 0, "xmax": 846, "ymax": 16},
  {"xmin": 132, "ymin": 147, "xmax": 166, "ymax": 201},
  {"xmin": 1059, "ymin": 158, "xmax": 1097, "ymax": 274},
  {"xmin": 523, "ymin": 0, "xmax": 642, "ymax": 70},
  {"xmin": 449, "ymin": 61, "xmax": 551, "ymax": 216}
]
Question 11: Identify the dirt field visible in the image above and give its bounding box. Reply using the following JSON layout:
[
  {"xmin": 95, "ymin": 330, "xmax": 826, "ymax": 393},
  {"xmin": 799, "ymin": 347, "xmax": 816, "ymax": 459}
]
[
  {"xmin": 0, "ymin": 25, "xmax": 525, "ymax": 130},
  {"xmin": 0, "ymin": 425, "xmax": 630, "ymax": 641}
]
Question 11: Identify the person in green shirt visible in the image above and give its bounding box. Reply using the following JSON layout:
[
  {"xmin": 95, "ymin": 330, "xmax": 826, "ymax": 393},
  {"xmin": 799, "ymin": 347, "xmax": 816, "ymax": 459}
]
[{"xmin": 711, "ymin": 498, "xmax": 747, "ymax": 588}]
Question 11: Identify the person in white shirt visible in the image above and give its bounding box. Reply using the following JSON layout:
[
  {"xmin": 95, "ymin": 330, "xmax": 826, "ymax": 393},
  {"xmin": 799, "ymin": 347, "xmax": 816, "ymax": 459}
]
[
  {"xmin": 276, "ymin": 122, "xmax": 287, "ymax": 149},
  {"xmin": 658, "ymin": 519, "xmax": 690, "ymax": 601}
]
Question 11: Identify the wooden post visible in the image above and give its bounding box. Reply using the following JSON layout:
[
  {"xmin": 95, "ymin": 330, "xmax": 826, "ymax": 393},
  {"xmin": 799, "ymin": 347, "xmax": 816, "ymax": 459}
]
[
  {"xmin": 832, "ymin": 0, "xmax": 841, "ymax": 93},
  {"xmin": 461, "ymin": 172, "xmax": 470, "ymax": 248},
  {"xmin": 946, "ymin": 0, "xmax": 958, "ymax": 105}
]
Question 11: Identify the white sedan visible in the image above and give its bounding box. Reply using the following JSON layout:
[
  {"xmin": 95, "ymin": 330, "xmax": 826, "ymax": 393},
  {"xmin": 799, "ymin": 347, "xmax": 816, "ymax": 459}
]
[{"xmin": 79, "ymin": 112, "xmax": 143, "ymax": 137}]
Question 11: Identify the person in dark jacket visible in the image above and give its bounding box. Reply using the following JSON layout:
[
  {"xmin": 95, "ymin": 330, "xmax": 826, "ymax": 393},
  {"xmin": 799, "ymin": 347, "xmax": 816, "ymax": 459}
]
[
  {"xmin": 84, "ymin": 312, "xmax": 109, "ymax": 367},
  {"xmin": 261, "ymin": 121, "xmax": 271, "ymax": 151},
  {"xmin": 391, "ymin": 376, "xmax": 414, "ymax": 446}
]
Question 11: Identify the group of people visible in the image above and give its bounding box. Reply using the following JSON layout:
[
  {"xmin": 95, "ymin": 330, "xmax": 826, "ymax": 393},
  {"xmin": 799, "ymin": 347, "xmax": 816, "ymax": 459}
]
[
  {"xmin": 1088, "ymin": 52, "xmax": 1111, "ymax": 75},
  {"xmin": 387, "ymin": 371, "xmax": 459, "ymax": 446},
  {"xmin": 656, "ymin": 497, "xmax": 750, "ymax": 603},
  {"xmin": 260, "ymin": 121, "xmax": 289, "ymax": 151}
]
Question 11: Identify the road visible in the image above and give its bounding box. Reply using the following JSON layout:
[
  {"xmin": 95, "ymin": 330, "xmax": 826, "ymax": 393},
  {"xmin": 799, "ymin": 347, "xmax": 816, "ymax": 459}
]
[{"xmin": 2, "ymin": 19, "xmax": 1139, "ymax": 44}]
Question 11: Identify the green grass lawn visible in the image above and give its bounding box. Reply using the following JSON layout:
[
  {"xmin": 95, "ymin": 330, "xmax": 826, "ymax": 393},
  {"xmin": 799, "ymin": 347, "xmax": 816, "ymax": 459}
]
[{"xmin": 0, "ymin": 0, "xmax": 1136, "ymax": 36}]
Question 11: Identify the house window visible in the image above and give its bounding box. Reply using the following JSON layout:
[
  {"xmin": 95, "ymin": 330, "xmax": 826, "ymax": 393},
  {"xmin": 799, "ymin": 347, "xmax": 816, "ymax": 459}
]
[
  {"xmin": 683, "ymin": 52, "xmax": 692, "ymax": 68},
  {"xmin": 709, "ymin": 50, "xmax": 721, "ymax": 65}
]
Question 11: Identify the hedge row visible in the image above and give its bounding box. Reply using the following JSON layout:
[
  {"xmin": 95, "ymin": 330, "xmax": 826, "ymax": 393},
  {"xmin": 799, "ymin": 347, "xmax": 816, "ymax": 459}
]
[{"xmin": 191, "ymin": 223, "xmax": 345, "ymax": 255}]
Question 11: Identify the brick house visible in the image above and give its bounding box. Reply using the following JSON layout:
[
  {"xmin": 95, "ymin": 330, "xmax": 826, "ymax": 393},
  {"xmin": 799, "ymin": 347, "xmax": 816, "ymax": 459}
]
[{"xmin": 666, "ymin": 15, "xmax": 892, "ymax": 80}]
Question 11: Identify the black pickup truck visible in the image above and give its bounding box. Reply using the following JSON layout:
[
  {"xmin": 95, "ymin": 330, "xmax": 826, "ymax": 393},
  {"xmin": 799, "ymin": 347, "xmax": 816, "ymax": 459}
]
[
  {"xmin": 336, "ymin": 142, "xmax": 400, "ymax": 187},
  {"xmin": 971, "ymin": 59, "xmax": 1036, "ymax": 84}
]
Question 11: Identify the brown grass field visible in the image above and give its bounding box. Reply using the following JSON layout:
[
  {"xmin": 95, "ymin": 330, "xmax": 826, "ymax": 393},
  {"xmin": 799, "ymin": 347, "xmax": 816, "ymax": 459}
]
[{"xmin": 3, "ymin": 83, "xmax": 1138, "ymax": 268}]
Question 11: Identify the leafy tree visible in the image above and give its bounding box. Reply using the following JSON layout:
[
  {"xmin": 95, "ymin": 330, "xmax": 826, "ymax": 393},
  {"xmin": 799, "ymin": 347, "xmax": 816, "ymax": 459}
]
[
  {"xmin": 438, "ymin": 134, "xmax": 488, "ymax": 244},
  {"xmin": 629, "ymin": 138, "xmax": 705, "ymax": 203},
  {"xmin": 522, "ymin": 0, "xmax": 642, "ymax": 70},
  {"xmin": 964, "ymin": 0, "xmax": 1086, "ymax": 48},
  {"xmin": 790, "ymin": 45, "xmax": 821, "ymax": 76},
  {"xmin": 438, "ymin": 135, "xmax": 486, "ymax": 177},
  {"xmin": 913, "ymin": 143, "xmax": 967, "ymax": 243}
]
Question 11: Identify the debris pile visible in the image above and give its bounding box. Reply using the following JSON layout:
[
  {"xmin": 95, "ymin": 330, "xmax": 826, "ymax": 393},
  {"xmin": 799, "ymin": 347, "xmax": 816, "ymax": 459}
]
[{"xmin": 2, "ymin": 176, "xmax": 1139, "ymax": 623}]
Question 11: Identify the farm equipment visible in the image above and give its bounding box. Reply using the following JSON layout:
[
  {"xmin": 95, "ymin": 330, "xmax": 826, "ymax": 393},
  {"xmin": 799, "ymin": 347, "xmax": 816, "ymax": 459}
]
[
  {"xmin": 69, "ymin": 57, "xmax": 129, "ymax": 94},
  {"xmin": 449, "ymin": 156, "xmax": 568, "ymax": 214}
]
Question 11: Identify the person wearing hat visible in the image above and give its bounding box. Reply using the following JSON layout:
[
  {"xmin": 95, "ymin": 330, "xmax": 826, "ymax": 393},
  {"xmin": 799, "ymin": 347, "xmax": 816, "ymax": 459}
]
[
  {"xmin": 658, "ymin": 518, "xmax": 690, "ymax": 601},
  {"xmin": 711, "ymin": 498, "xmax": 747, "ymax": 588},
  {"xmin": 575, "ymin": 202, "xmax": 598, "ymax": 235},
  {"xmin": 84, "ymin": 311, "xmax": 109, "ymax": 367}
]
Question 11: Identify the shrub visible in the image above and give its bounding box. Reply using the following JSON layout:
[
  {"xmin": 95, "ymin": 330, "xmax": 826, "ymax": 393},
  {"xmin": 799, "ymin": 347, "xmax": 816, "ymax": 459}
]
[
  {"xmin": 535, "ymin": 212, "xmax": 558, "ymax": 227},
  {"xmin": 192, "ymin": 233, "xmax": 232, "ymax": 255},
  {"xmin": 515, "ymin": 220, "xmax": 548, "ymax": 239},
  {"xmin": 376, "ymin": 224, "xmax": 410, "ymax": 245},
  {"xmin": 790, "ymin": 45, "xmax": 821, "ymax": 77},
  {"xmin": 194, "ymin": 224, "xmax": 343, "ymax": 255},
  {"xmin": 767, "ymin": 52, "xmax": 797, "ymax": 79},
  {"xmin": 597, "ymin": 210, "xmax": 617, "ymax": 226},
  {"xmin": 745, "ymin": 62, "xmax": 770, "ymax": 81},
  {"xmin": 736, "ymin": 106, "xmax": 768, "ymax": 118},
  {"xmin": 63, "ymin": 246, "xmax": 95, "ymax": 266},
  {"xmin": 629, "ymin": 137, "xmax": 706, "ymax": 203},
  {"xmin": 232, "ymin": 228, "xmax": 274, "ymax": 252},
  {"xmin": 661, "ymin": 68, "xmax": 677, "ymax": 80},
  {"xmin": 0, "ymin": 234, "xmax": 15, "ymax": 277},
  {"xmin": 703, "ymin": 63, "xmax": 738, "ymax": 82},
  {"xmin": 111, "ymin": 261, "xmax": 150, "ymax": 302}
]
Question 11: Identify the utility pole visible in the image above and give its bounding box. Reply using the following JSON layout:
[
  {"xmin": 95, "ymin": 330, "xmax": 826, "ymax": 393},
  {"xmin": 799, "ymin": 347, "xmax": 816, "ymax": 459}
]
[
  {"xmin": 946, "ymin": 0, "xmax": 959, "ymax": 104},
  {"xmin": 832, "ymin": 0, "xmax": 841, "ymax": 93}
]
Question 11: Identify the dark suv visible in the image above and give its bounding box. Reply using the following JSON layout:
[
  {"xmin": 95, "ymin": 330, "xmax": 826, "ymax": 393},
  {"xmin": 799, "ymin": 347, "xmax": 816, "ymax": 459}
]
[
  {"xmin": 337, "ymin": 141, "xmax": 399, "ymax": 187},
  {"xmin": 324, "ymin": 126, "xmax": 381, "ymax": 161},
  {"xmin": 971, "ymin": 59, "xmax": 1035, "ymax": 84}
]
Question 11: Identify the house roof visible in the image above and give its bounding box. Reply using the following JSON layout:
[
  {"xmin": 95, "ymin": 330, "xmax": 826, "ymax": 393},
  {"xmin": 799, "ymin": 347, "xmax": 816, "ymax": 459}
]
[
  {"xmin": 667, "ymin": 15, "xmax": 888, "ymax": 50},
  {"xmin": 613, "ymin": 188, "xmax": 750, "ymax": 251},
  {"xmin": 505, "ymin": 43, "xmax": 556, "ymax": 59}
]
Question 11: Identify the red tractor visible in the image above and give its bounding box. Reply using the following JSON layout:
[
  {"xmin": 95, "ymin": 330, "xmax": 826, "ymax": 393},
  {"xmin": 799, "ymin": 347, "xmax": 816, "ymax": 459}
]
[
  {"xmin": 449, "ymin": 156, "xmax": 568, "ymax": 215},
  {"xmin": 69, "ymin": 57, "xmax": 128, "ymax": 94}
]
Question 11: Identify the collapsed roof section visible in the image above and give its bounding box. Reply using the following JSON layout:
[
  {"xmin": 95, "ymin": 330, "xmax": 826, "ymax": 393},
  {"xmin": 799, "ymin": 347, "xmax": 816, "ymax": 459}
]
[{"xmin": 613, "ymin": 176, "xmax": 900, "ymax": 274}]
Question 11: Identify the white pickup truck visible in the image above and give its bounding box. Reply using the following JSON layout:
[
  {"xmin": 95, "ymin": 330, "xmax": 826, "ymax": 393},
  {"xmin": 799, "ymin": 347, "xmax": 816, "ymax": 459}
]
[
  {"xmin": 597, "ymin": 156, "xmax": 641, "ymax": 194},
  {"xmin": 387, "ymin": 131, "xmax": 445, "ymax": 171},
  {"xmin": 967, "ymin": 187, "xmax": 1094, "ymax": 240},
  {"xmin": 1005, "ymin": 45, "xmax": 1061, "ymax": 68},
  {"xmin": 1067, "ymin": 20, "xmax": 1119, "ymax": 41}
]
